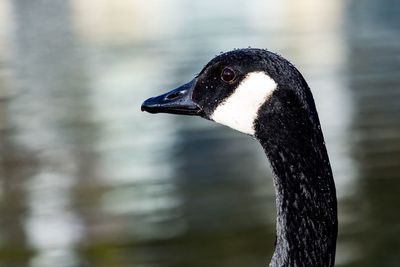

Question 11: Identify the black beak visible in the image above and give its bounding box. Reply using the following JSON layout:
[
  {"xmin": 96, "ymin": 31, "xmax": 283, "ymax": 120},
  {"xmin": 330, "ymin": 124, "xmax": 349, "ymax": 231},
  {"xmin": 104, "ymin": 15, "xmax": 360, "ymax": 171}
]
[{"xmin": 141, "ymin": 79, "xmax": 203, "ymax": 116}]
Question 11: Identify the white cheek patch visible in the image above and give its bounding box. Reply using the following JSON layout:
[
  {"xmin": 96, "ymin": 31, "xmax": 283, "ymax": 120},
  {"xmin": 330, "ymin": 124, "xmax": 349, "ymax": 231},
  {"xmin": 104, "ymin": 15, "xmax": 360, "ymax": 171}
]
[{"xmin": 211, "ymin": 72, "xmax": 277, "ymax": 135}]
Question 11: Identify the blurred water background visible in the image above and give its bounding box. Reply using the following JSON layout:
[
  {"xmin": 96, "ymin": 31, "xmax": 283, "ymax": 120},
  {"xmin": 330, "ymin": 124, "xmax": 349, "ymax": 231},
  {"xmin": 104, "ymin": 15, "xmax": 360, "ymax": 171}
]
[{"xmin": 0, "ymin": 0, "xmax": 399, "ymax": 266}]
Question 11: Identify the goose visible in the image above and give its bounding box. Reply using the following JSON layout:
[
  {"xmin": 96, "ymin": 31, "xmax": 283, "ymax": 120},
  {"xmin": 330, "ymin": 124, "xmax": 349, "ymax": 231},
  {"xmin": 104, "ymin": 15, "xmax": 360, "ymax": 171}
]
[{"xmin": 141, "ymin": 48, "xmax": 337, "ymax": 267}]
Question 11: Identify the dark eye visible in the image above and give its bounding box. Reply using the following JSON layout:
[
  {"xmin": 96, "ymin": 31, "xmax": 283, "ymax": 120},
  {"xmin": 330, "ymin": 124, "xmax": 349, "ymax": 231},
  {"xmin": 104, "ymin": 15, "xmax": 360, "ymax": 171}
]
[{"xmin": 221, "ymin": 67, "xmax": 236, "ymax": 83}]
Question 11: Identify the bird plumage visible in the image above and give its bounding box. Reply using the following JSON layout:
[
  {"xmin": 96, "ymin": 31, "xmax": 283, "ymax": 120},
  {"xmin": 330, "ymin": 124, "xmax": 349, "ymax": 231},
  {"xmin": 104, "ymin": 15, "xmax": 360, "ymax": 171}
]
[{"xmin": 142, "ymin": 48, "xmax": 337, "ymax": 267}]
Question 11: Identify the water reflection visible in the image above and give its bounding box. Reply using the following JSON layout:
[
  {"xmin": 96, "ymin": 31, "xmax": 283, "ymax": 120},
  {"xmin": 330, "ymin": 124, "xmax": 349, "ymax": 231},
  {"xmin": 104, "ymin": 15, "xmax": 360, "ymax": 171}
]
[
  {"xmin": 343, "ymin": 0, "xmax": 400, "ymax": 265},
  {"xmin": 0, "ymin": 0, "xmax": 399, "ymax": 266},
  {"xmin": 8, "ymin": 1, "xmax": 87, "ymax": 266}
]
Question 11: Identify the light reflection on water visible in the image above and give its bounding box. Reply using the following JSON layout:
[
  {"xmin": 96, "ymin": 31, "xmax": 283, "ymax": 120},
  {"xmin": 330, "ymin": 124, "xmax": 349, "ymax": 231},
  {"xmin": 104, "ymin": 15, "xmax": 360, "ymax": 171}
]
[{"xmin": 0, "ymin": 0, "xmax": 399, "ymax": 267}]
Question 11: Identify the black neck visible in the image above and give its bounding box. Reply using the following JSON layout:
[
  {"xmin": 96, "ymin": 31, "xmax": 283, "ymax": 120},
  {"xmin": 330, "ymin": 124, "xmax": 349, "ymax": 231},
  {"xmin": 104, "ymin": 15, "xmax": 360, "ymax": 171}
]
[{"xmin": 255, "ymin": 88, "xmax": 337, "ymax": 267}]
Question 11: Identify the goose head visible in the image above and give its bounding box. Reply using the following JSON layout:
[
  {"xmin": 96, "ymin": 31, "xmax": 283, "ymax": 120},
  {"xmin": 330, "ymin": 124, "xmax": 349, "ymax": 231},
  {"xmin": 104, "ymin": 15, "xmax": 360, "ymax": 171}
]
[{"xmin": 141, "ymin": 48, "xmax": 310, "ymax": 137}]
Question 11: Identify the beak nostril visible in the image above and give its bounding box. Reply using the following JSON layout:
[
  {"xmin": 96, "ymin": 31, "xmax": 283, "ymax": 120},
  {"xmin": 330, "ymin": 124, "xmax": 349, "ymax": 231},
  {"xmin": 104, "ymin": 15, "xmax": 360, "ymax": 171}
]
[{"xmin": 166, "ymin": 90, "xmax": 185, "ymax": 100}]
